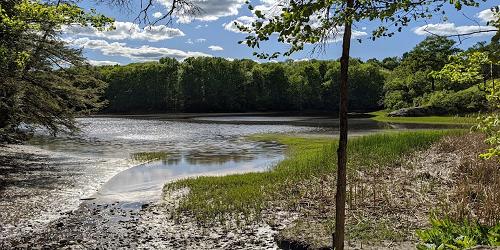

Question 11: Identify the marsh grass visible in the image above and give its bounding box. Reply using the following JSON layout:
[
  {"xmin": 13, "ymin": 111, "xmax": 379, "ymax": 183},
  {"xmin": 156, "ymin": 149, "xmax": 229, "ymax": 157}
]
[
  {"xmin": 369, "ymin": 110, "xmax": 477, "ymax": 125},
  {"xmin": 165, "ymin": 130, "xmax": 461, "ymax": 224},
  {"xmin": 131, "ymin": 151, "xmax": 169, "ymax": 163}
]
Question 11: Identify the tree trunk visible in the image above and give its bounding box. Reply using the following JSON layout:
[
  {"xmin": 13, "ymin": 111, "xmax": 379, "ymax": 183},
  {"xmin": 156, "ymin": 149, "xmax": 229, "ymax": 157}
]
[{"xmin": 334, "ymin": 0, "xmax": 354, "ymax": 249}]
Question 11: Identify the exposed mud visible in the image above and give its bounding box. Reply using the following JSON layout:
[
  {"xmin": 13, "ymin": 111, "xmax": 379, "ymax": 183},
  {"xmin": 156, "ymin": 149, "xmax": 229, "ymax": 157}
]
[{"xmin": 0, "ymin": 144, "xmax": 130, "ymax": 242}]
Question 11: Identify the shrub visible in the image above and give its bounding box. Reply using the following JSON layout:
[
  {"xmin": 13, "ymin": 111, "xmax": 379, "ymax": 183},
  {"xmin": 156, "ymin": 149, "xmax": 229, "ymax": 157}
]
[
  {"xmin": 384, "ymin": 90, "xmax": 410, "ymax": 110},
  {"xmin": 417, "ymin": 218, "xmax": 500, "ymax": 250},
  {"xmin": 424, "ymin": 86, "xmax": 487, "ymax": 114}
]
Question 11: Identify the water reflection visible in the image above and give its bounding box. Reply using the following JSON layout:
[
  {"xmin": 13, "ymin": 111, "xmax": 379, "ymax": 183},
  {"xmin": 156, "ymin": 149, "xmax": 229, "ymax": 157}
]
[
  {"xmin": 27, "ymin": 118, "xmax": 313, "ymax": 202},
  {"xmin": 26, "ymin": 116, "xmax": 458, "ymax": 204},
  {"xmin": 97, "ymin": 148, "xmax": 284, "ymax": 202}
]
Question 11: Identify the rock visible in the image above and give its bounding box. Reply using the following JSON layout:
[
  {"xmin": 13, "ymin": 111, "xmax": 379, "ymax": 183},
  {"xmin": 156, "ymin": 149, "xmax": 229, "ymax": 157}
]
[{"xmin": 388, "ymin": 106, "xmax": 447, "ymax": 117}]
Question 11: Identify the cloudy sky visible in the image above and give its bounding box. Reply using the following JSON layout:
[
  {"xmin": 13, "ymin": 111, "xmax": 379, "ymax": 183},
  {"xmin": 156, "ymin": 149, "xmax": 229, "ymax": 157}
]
[{"xmin": 69, "ymin": 0, "xmax": 499, "ymax": 66}]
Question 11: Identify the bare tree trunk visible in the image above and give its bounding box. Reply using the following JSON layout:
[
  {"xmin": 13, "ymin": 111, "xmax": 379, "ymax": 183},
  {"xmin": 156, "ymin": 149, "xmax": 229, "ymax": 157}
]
[
  {"xmin": 334, "ymin": 0, "xmax": 354, "ymax": 249},
  {"xmin": 491, "ymin": 62, "xmax": 495, "ymax": 91}
]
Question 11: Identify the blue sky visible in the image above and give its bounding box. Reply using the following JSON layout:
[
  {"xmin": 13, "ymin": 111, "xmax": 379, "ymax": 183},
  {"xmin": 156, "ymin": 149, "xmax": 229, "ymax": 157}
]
[{"xmin": 66, "ymin": 0, "xmax": 499, "ymax": 65}]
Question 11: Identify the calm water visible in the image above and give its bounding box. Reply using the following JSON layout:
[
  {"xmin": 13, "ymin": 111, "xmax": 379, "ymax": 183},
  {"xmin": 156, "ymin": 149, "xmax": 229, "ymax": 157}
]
[
  {"xmin": 28, "ymin": 117, "xmax": 332, "ymax": 202},
  {"xmin": 27, "ymin": 116, "xmax": 452, "ymax": 203}
]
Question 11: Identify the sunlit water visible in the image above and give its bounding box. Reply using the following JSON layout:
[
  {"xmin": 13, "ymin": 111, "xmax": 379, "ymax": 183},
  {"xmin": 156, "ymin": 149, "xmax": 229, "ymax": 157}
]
[
  {"xmin": 27, "ymin": 116, "xmax": 451, "ymax": 204},
  {"xmin": 28, "ymin": 117, "xmax": 333, "ymax": 203}
]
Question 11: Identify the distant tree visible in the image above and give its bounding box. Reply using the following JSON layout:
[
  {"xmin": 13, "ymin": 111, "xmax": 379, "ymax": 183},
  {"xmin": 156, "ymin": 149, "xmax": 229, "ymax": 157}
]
[
  {"xmin": 0, "ymin": 0, "xmax": 113, "ymax": 141},
  {"xmin": 381, "ymin": 57, "xmax": 401, "ymax": 70},
  {"xmin": 401, "ymin": 37, "xmax": 461, "ymax": 73},
  {"xmin": 384, "ymin": 37, "xmax": 462, "ymax": 109}
]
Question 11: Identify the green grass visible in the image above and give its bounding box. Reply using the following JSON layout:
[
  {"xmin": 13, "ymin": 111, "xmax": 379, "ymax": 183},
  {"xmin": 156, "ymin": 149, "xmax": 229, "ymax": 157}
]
[
  {"xmin": 369, "ymin": 110, "xmax": 477, "ymax": 125},
  {"xmin": 165, "ymin": 130, "xmax": 462, "ymax": 222},
  {"xmin": 131, "ymin": 151, "xmax": 169, "ymax": 162}
]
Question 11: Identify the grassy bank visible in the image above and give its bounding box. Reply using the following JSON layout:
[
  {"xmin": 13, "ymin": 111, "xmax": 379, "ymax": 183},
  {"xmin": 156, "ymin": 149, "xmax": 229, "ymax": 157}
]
[
  {"xmin": 369, "ymin": 110, "xmax": 477, "ymax": 125},
  {"xmin": 165, "ymin": 130, "xmax": 461, "ymax": 223}
]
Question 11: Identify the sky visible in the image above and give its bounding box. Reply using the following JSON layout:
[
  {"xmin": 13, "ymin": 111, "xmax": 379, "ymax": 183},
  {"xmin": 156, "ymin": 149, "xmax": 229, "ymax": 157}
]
[{"xmin": 66, "ymin": 0, "xmax": 500, "ymax": 66}]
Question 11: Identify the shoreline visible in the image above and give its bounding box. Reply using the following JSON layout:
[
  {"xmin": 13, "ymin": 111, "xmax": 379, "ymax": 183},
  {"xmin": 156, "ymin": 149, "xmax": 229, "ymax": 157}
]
[
  {"xmin": 87, "ymin": 112, "xmax": 469, "ymax": 129},
  {"xmin": 0, "ymin": 118, "xmax": 486, "ymax": 249},
  {"xmin": 0, "ymin": 143, "xmax": 133, "ymax": 242}
]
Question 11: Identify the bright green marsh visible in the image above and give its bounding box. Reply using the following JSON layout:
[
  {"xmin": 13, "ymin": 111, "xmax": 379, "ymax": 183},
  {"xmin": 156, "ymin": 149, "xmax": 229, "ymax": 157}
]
[
  {"xmin": 369, "ymin": 110, "xmax": 477, "ymax": 125},
  {"xmin": 165, "ymin": 130, "xmax": 462, "ymax": 222}
]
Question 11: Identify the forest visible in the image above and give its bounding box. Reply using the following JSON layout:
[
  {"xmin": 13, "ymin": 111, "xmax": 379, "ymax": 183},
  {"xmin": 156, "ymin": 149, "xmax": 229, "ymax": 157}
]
[
  {"xmin": 98, "ymin": 57, "xmax": 385, "ymax": 113},
  {"xmin": 98, "ymin": 37, "xmax": 499, "ymax": 115}
]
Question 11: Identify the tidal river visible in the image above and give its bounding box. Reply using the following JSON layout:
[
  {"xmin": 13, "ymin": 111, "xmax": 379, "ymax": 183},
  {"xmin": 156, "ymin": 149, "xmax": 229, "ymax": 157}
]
[{"xmin": 1, "ymin": 116, "xmax": 391, "ymax": 242}]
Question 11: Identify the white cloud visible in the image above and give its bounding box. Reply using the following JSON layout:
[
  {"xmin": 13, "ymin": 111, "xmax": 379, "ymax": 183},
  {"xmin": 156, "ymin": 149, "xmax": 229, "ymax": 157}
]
[
  {"xmin": 153, "ymin": 12, "xmax": 163, "ymax": 18},
  {"xmin": 87, "ymin": 59, "xmax": 121, "ymax": 66},
  {"xmin": 71, "ymin": 38, "xmax": 211, "ymax": 61},
  {"xmin": 62, "ymin": 21, "xmax": 185, "ymax": 42},
  {"xmin": 208, "ymin": 45, "xmax": 224, "ymax": 51},
  {"xmin": 157, "ymin": 0, "xmax": 246, "ymax": 23},
  {"xmin": 224, "ymin": 15, "xmax": 366, "ymax": 43},
  {"xmin": 477, "ymin": 6, "xmax": 499, "ymax": 23},
  {"xmin": 323, "ymin": 27, "xmax": 367, "ymax": 43},
  {"xmin": 223, "ymin": 16, "xmax": 256, "ymax": 33},
  {"xmin": 186, "ymin": 38, "xmax": 206, "ymax": 44},
  {"xmin": 294, "ymin": 58, "xmax": 310, "ymax": 62},
  {"xmin": 254, "ymin": 0, "xmax": 282, "ymax": 18},
  {"xmin": 413, "ymin": 23, "xmax": 496, "ymax": 37}
]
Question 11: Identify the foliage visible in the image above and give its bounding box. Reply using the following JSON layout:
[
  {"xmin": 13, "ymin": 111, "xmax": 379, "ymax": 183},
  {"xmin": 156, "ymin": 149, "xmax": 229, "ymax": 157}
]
[
  {"xmin": 98, "ymin": 57, "xmax": 386, "ymax": 113},
  {"xmin": 417, "ymin": 218, "xmax": 500, "ymax": 250},
  {"xmin": 383, "ymin": 37, "xmax": 463, "ymax": 110},
  {"xmin": 429, "ymin": 46, "xmax": 500, "ymax": 159},
  {"xmin": 475, "ymin": 83, "xmax": 500, "ymax": 159},
  {"xmin": 237, "ymin": 0, "xmax": 479, "ymax": 59},
  {"xmin": 422, "ymin": 87, "xmax": 488, "ymax": 114},
  {"xmin": 0, "ymin": 0, "xmax": 113, "ymax": 141},
  {"xmin": 431, "ymin": 51, "xmax": 490, "ymax": 89},
  {"xmin": 100, "ymin": 59, "xmax": 180, "ymax": 113},
  {"xmin": 474, "ymin": 10, "xmax": 500, "ymax": 160}
]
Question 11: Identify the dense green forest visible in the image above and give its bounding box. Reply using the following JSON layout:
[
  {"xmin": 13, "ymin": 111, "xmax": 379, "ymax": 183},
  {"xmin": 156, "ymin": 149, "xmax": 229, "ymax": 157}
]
[
  {"xmin": 98, "ymin": 57, "xmax": 386, "ymax": 113},
  {"xmin": 98, "ymin": 37, "xmax": 499, "ymax": 114}
]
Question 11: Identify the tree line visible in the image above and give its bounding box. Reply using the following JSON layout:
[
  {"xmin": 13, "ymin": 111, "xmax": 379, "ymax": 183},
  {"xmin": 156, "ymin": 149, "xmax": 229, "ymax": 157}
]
[
  {"xmin": 98, "ymin": 57, "xmax": 386, "ymax": 113},
  {"xmin": 98, "ymin": 37, "xmax": 498, "ymax": 115}
]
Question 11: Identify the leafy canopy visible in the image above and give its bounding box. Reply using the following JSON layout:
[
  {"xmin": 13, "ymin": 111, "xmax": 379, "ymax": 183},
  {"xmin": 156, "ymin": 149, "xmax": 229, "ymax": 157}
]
[{"xmin": 0, "ymin": 0, "xmax": 113, "ymax": 141}]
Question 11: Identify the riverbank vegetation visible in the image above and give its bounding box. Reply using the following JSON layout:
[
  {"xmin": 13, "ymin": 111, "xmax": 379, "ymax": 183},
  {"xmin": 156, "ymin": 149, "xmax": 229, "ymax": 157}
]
[
  {"xmin": 163, "ymin": 130, "xmax": 500, "ymax": 247},
  {"xmin": 369, "ymin": 111, "xmax": 477, "ymax": 125},
  {"xmin": 99, "ymin": 57, "xmax": 385, "ymax": 113},
  {"xmin": 165, "ymin": 131, "xmax": 456, "ymax": 228}
]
